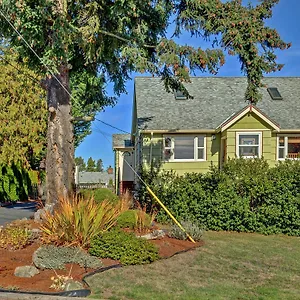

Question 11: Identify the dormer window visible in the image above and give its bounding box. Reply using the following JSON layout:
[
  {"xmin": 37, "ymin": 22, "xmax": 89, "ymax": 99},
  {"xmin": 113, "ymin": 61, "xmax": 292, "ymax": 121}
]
[
  {"xmin": 267, "ymin": 87, "xmax": 283, "ymax": 100},
  {"xmin": 174, "ymin": 90, "xmax": 187, "ymax": 100}
]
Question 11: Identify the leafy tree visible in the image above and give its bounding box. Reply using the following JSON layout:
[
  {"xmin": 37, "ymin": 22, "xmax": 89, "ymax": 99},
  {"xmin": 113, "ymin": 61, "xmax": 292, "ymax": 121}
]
[
  {"xmin": 96, "ymin": 159, "xmax": 104, "ymax": 172},
  {"xmin": 0, "ymin": 0, "xmax": 289, "ymax": 205},
  {"xmin": 86, "ymin": 157, "xmax": 96, "ymax": 172},
  {"xmin": 0, "ymin": 49, "xmax": 47, "ymax": 168},
  {"xmin": 75, "ymin": 156, "xmax": 86, "ymax": 171}
]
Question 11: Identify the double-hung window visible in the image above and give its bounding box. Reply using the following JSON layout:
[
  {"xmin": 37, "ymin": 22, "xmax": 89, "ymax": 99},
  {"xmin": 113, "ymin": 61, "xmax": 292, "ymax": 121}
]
[
  {"xmin": 278, "ymin": 136, "xmax": 300, "ymax": 160},
  {"xmin": 164, "ymin": 135, "xmax": 206, "ymax": 161},
  {"xmin": 236, "ymin": 132, "xmax": 262, "ymax": 158}
]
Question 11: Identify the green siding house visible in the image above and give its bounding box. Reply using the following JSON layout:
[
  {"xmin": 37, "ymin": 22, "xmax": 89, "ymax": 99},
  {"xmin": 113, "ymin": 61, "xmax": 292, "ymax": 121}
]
[{"xmin": 114, "ymin": 77, "xmax": 300, "ymax": 190}]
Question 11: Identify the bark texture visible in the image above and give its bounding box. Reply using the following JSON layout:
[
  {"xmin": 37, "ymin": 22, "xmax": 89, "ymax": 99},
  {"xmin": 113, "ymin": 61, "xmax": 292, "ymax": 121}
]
[{"xmin": 45, "ymin": 68, "xmax": 74, "ymax": 205}]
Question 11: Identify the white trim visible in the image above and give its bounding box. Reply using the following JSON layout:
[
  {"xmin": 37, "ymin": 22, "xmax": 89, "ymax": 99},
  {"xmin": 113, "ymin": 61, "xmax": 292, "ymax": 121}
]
[
  {"xmin": 220, "ymin": 106, "xmax": 280, "ymax": 132},
  {"xmin": 236, "ymin": 132, "xmax": 262, "ymax": 158},
  {"xmin": 277, "ymin": 134, "xmax": 300, "ymax": 160},
  {"xmin": 163, "ymin": 134, "xmax": 206, "ymax": 162}
]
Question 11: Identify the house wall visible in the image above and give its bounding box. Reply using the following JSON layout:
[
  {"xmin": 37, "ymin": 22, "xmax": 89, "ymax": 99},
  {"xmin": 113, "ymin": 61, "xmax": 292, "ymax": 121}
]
[
  {"xmin": 224, "ymin": 113, "xmax": 277, "ymax": 165},
  {"xmin": 114, "ymin": 148, "xmax": 135, "ymax": 194},
  {"xmin": 141, "ymin": 133, "xmax": 220, "ymax": 175}
]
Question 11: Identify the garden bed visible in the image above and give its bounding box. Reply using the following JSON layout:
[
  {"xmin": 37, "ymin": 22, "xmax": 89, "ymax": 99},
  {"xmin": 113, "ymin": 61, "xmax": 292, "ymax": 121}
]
[{"xmin": 0, "ymin": 232, "xmax": 203, "ymax": 294}]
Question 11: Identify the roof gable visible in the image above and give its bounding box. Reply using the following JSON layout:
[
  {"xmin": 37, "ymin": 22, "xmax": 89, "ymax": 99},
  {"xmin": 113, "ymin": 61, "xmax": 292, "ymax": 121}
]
[{"xmin": 218, "ymin": 105, "xmax": 280, "ymax": 132}]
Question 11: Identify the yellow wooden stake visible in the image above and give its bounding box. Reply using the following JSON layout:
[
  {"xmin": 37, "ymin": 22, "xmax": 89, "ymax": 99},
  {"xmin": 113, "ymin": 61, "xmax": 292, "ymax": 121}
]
[{"xmin": 146, "ymin": 186, "xmax": 196, "ymax": 243}]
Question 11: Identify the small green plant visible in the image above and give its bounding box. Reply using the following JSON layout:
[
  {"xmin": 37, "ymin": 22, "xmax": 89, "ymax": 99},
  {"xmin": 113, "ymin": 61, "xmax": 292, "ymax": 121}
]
[
  {"xmin": 40, "ymin": 194, "xmax": 130, "ymax": 247},
  {"xmin": 169, "ymin": 221, "xmax": 204, "ymax": 242},
  {"xmin": 33, "ymin": 245, "xmax": 103, "ymax": 270},
  {"xmin": 117, "ymin": 210, "xmax": 138, "ymax": 229},
  {"xmin": 89, "ymin": 230, "xmax": 160, "ymax": 265},
  {"xmin": 0, "ymin": 225, "xmax": 32, "ymax": 250}
]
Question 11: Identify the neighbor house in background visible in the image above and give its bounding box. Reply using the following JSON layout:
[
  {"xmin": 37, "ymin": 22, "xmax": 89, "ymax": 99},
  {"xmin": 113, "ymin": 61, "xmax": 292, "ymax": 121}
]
[
  {"xmin": 112, "ymin": 134, "xmax": 134, "ymax": 195},
  {"xmin": 129, "ymin": 77, "xmax": 300, "ymax": 177},
  {"xmin": 75, "ymin": 168, "xmax": 114, "ymax": 189}
]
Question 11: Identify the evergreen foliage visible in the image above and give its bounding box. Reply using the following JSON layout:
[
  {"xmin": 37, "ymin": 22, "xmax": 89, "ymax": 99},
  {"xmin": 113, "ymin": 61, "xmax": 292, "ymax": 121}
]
[{"xmin": 140, "ymin": 159, "xmax": 300, "ymax": 236}]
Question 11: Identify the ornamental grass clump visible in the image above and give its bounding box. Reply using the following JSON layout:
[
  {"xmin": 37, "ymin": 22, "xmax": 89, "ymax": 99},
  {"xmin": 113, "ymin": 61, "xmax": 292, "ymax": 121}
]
[{"xmin": 39, "ymin": 194, "xmax": 130, "ymax": 247}]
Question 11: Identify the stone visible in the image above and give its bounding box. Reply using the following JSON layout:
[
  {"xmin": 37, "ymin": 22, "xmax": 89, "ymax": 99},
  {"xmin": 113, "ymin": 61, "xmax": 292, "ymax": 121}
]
[
  {"xmin": 64, "ymin": 280, "xmax": 85, "ymax": 291},
  {"xmin": 14, "ymin": 265, "xmax": 39, "ymax": 278},
  {"xmin": 34, "ymin": 203, "xmax": 54, "ymax": 222},
  {"xmin": 139, "ymin": 229, "xmax": 166, "ymax": 240}
]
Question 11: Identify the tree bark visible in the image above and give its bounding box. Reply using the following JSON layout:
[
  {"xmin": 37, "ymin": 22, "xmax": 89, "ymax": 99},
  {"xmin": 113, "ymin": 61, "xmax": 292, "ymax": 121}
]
[{"xmin": 45, "ymin": 66, "xmax": 74, "ymax": 205}]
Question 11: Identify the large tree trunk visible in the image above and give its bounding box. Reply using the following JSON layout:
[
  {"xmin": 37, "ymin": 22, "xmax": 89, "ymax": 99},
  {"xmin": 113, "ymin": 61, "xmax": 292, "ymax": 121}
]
[{"xmin": 45, "ymin": 67, "xmax": 74, "ymax": 205}]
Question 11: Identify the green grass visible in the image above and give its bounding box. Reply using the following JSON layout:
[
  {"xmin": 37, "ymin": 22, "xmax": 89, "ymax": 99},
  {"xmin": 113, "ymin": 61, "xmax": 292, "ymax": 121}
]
[{"xmin": 86, "ymin": 231, "xmax": 300, "ymax": 300}]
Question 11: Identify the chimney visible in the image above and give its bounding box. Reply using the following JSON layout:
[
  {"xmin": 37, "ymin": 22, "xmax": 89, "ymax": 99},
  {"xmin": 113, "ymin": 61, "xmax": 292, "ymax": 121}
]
[{"xmin": 107, "ymin": 167, "xmax": 113, "ymax": 174}]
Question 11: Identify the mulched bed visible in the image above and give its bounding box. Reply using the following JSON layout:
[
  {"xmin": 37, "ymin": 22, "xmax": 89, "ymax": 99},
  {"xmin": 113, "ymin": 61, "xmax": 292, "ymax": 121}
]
[{"xmin": 0, "ymin": 224, "xmax": 203, "ymax": 294}]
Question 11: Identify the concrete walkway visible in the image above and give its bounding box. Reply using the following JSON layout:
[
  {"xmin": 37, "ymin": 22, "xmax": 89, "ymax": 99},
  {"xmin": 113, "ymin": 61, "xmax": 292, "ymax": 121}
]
[{"xmin": 0, "ymin": 202, "xmax": 36, "ymax": 226}]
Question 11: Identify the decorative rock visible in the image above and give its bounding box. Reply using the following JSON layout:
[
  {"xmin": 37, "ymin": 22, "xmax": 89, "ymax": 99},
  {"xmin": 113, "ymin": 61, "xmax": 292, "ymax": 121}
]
[
  {"xmin": 14, "ymin": 265, "xmax": 39, "ymax": 278},
  {"xmin": 139, "ymin": 229, "xmax": 166, "ymax": 240},
  {"xmin": 34, "ymin": 203, "xmax": 54, "ymax": 222},
  {"xmin": 64, "ymin": 280, "xmax": 85, "ymax": 291}
]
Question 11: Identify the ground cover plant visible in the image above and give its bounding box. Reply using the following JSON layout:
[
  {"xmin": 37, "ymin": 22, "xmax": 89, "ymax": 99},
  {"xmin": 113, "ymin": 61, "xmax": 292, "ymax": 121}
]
[
  {"xmin": 86, "ymin": 231, "xmax": 300, "ymax": 299},
  {"xmin": 89, "ymin": 229, "xmax": 160, "ymax": 266},
  {"xmin": 140, "ymin": 159, "xmax": 300, "ymax": 236}
]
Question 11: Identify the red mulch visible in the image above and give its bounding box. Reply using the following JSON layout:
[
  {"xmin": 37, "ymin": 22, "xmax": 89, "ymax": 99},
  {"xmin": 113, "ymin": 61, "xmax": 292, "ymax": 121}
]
[{"xmin": 0, "ymin": 226, "xmax": 203, "ymax": 294}]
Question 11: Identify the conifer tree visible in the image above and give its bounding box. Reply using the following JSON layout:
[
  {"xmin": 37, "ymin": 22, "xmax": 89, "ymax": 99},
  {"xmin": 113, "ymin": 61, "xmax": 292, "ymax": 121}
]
[{"xmin": 0, "ymin": 0, "xmax": 289, "ymax": 204}]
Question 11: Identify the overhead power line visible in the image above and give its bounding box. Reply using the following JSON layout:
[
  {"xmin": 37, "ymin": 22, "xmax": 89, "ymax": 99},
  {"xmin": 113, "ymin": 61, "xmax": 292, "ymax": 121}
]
[{"xmin": 95, "ymin": 118, "xmax": 131, "ymax": 134}]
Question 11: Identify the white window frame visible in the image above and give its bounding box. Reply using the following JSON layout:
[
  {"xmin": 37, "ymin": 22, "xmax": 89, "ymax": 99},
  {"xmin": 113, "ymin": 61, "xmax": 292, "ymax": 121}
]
[
  {"xmin": 277, "ymin": 135, "xmax": 300, "ymax": 160},
  {"xmin": 163, "ymin": 135, "xmax": 206, "ymax": 162},
  {"xmin": 236, "ymin": 132, "xmax": 262, "ymax": 158}
]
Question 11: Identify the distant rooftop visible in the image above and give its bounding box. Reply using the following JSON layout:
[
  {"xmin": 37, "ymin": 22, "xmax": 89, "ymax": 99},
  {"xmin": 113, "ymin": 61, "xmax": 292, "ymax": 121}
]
[{"xmin": 112, "ymin": 134, "xmax": 133, "ymax": 149}]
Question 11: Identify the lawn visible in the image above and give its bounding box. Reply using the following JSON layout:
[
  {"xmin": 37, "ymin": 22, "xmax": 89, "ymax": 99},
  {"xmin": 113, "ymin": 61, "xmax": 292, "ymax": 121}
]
[{"xmin": 86, "ymin": 231, "xmax": 300, "ymax": 300}]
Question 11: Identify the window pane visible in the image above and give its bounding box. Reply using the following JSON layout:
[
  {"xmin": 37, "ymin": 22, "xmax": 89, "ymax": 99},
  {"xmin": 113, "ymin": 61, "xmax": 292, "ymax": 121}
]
[
  {"xmin": 198, "ymin": 136, "xmax": 204, "ymax": 147},
  {"xmin": 279, "ymin": 137, "xmax": 284, "ymax": 147},
  {"xmin": 239, "ymin": 135, "xmax": 259, "ymax": 145},
  {"xmin": 239, "ymin": 146, "xmax": 258, "ymax": 157},
  {"xmin": 174, "ymin": 136, "xmax": 194, "ymax": 159},
  {"xmin": 165, "ymin": 137, "xmax": 172, "ymax": 148},
  {"xmin": 288, "ymin": 137, "xmax": 300, "ymax": 159},
  {"xmin": 278, "ymin": 148, "xmax": 284, "ymax": 159},
  {"xmin": 198, "ymin": 148, "xmax": 204, "ymax": 160}
]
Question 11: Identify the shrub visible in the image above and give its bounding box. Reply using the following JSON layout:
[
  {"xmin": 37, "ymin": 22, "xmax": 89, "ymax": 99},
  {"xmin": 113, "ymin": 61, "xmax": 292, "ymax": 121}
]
[
  {"xmin": 39, "ymin": 195, "xmax": 130, "ymax": 247},
  {"xmin": 117, "ymin": 210, "xmax": 138, "ymax": 229},
  {"xmin": 79, "ymin": 188, "xmax": 118, "ymax": 204},
  {"xmin": 0, "ymin": 225, "xmax": 32, "ymax": 250},
  {"xmin": 33, "ymin": 245, "xmax": 103, "ymax": 270},
  {"xmin": 169, "ymin": 221, "xmax": 204, "ymax": 242},
  {"xmin": 89, "ymin": 230, "xmax": 160, "ymax": 265},
  {"xmin": 139, "ymin": 158, "xmax": 300, "ymax": 236}
]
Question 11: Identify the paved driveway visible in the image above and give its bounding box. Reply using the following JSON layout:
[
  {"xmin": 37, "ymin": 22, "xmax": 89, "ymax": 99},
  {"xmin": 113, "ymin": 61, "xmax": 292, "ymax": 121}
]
[{"xmin": 0, "ymin": 202, "xmax": 36, "ymax": 226}]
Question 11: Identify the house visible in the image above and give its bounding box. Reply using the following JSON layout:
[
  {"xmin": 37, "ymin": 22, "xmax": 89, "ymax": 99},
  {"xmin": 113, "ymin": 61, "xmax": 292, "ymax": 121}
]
[
  {"xmin": 75, "ymin": 169, "xmax": 114, "ymax": 189},
  {"xmin": 112, "ymin": 134, "xmax": 134, "ymax": 195},
  {"xmin": 114, "ymin": 77, "xmax": 300, "ymax": 190}
]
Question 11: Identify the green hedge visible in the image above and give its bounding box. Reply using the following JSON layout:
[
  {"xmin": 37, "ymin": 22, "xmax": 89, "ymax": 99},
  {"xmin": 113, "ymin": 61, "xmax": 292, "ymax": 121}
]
[
  {"xmin": 79, "ymin": 188, "xmax": 118, "ymax": 203},
  {"xmin": 0, "ymin": 164, "xmax": 32, "ymax": 202},
  {"xmin": 139, "ymin": 159, "xmax": 300, "ymax": 236}
]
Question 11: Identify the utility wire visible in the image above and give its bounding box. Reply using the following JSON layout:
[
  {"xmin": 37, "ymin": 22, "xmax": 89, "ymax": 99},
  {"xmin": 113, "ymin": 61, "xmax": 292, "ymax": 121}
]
[
  {"xmin": 94, "ymin": 117, "xmax": 131, "ymax": 134},
  {"xmin": 0, "ymin": 9, "xmax": 131, "ymax": 136},
  {"xmin": 0, "ymin": 9, "xmax": 73, "ymax": 100}
]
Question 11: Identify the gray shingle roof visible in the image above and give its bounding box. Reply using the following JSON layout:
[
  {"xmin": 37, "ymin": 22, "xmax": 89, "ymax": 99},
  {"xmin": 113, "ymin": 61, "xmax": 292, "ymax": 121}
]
[
  {"xmin": 112, "ymin": 134, "xmax": 133, "ymax": 149},
  {"xmin": 78, "ymin": 172, "xmax": 114, "ymax": 184},
  {"xmin": 134, "ymin": 77, "xmax": 300, "ymax": 130}
]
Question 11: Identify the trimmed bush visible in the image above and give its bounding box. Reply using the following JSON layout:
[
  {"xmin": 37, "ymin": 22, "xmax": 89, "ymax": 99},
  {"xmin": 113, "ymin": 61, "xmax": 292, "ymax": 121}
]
[
  {"xmin": 117, "ymin": 210, "xmax": 138, "ymax": 229},
  {"xmin": 79, "ymin": 188, "xmax": 118, "ymax": 204},
  {"xmin": 33, "ymin": 245, "xmax": 103, "ymax": 270},
  {"xmin": 140, "ymin": 158, "xmax": 300, "ymax": 236},
  {"xmin": 89, "ymin": 230, "xmax": 160, "ymax": 265}
]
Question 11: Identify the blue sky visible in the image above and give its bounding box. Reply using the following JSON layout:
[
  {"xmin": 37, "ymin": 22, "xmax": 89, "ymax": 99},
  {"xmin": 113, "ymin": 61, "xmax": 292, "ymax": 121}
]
[{"xmin": 75, "ymin": 0, "xmax": 300, "ymax": 168}]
